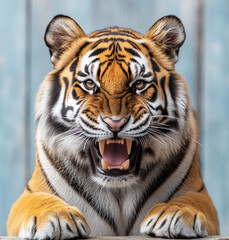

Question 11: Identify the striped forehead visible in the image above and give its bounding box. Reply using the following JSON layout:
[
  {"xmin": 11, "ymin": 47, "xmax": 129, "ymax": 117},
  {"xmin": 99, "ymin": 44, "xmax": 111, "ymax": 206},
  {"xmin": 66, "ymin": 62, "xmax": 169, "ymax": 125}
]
[{"xmin": 77, "ymin": 36, "xmax": 152, "ymax": 83}]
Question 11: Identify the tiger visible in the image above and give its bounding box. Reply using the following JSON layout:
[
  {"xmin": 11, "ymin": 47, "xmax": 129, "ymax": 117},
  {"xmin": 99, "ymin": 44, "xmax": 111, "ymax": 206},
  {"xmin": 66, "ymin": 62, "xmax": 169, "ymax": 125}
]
[{"xmin": 7, "ymin": 14, "xmax": 219, "ymax": 239}]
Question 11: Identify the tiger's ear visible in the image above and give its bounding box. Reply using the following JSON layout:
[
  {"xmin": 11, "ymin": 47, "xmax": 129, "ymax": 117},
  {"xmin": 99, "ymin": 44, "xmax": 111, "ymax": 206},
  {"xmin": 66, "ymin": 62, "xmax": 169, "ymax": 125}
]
[
  {"xmin": 44, "ymin": 15, "xmax": 85, "ymax": 64},
  {"xmin": 145, "ymin": 15, "xmax": 186, "ymax": 64}
]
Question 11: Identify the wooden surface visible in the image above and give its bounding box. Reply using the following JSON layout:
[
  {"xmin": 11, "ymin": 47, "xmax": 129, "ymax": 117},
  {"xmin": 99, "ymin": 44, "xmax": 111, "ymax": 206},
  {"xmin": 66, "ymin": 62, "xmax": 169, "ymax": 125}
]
[
  {"xmin": 0, "ymin": 236, "xmax": 229, "ymax": 240},
  {"xmin": 1, "ymin": 0, "xmax": 229, "ymax": 236}
]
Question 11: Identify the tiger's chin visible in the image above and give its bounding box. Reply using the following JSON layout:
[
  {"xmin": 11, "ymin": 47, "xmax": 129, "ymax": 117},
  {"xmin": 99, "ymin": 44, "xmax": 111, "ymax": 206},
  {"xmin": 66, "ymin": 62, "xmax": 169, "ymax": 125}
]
[{"xmin": 88, "ymin": 138, "xmax": 142, "ymax": 187}]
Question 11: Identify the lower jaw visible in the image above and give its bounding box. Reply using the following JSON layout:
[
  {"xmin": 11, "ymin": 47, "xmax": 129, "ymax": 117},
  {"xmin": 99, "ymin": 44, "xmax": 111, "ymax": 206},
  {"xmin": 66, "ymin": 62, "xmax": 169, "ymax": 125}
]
[{"xmin": 88, "ymin": 140, "xmax": 142, "ymax": 178}]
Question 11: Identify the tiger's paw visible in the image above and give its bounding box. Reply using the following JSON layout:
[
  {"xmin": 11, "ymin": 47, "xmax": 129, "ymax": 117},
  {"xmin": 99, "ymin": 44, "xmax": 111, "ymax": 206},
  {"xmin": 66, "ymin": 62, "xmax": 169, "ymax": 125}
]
[
  {"xmin": 18, "ymin": 205, "xmax": 90, "ymax": 239},
  {"xmin": 140, "ymin": 203, "xmax": 208, "ymax": 238}
]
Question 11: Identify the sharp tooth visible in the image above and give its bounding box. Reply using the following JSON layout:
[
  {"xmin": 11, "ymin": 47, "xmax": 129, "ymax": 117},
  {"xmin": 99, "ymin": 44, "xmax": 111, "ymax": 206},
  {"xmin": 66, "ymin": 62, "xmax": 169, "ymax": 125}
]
[
  {"xmin": 121, "ymin": 159, "xmax": 130, "ymax": 171},
  {"xmin": 108, "ymin": 165, "xmax": 122, "ymax": 170},
  {"xmin": 120, "ymin": 139, "xmax": 124, "ymax": 144},
  {"xmin": 101, "ymin": 158, "xmax": 109, "ymax": 170},
  {"xmin": 99, "ymin": 140, "xmax": 105, "ymax": 155},
  {"xmin": 126, "ymin": 139, "xmax": 132, "ymax": 155},
  {"xmin": 106, "ymin": 139, "xmax": 110, "ymax": 145}
]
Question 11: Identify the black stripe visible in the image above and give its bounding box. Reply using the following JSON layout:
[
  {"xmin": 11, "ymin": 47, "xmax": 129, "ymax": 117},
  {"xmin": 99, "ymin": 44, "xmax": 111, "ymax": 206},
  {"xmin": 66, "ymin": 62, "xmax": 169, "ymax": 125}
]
[
  {"xmin": 48, "ymin": 70, "xmax": 62, "ymax": 112},
  {"xmin": 168, "ymin": 210, "xmax": 179, "ymax": 238},
  {"xmin": 91, "ymin": 31, "xmax": 138, "ymax": 39},
  {"xmin": 139, "ymin": 161, "xmax": 157, "ymax": 181},
  {"xmin": 57, "ymin": 214, "xmax": 62, "ymax": 240},
  {"xmin": 74, "ymin": 100, "xmax": 86, "ymax": 119},
  {"xmin": 118, "ymin": 53, "xmax": 125, "ymax": 58},
  {"xmin": 70, "ymin": 42, "xmax": 90, "ymax": 85},
  {"xmin": 127, "ymin": 115, "xmax": 150, "ymax": 132},
  {"xmin": 127, "ymin": 40, "xmax": 141, "ymax": 50},
  {"xmin": 90, "ymin": 30, "xmax": 112, "ymax": 37},
  {"xmin": 126, "ymin": 138, "xmax": 191, "ymax": 235},
  {"xmin": 159, "ymin": 219, "xmax": 167, "ymax": 229},
  {"xmin": 124, "ymin": 47, "xmax": 140, "ymax": 57},
  {"xmin": 69, "ymin": 212, "xmax": 83, "ymax": 238},
  {"xmin": 89, "ymin": 48, "xmax": 107, "ymax": 57},
  {"xmin": 193, "ymin": 214, "xmax": 197, "ymax": 231},
  {"xmin": 117, "ymin": 62, "xmax": 129, "ymax": 80},
  {"xmin": 61, "ymin": 77, "xmax": 74, "ymax": 120},
  {"xmin": 142, "ymin": 72, "xmax": 152, "ymax": 78},
  {"xmin": 157, "ymin": 119, "xmax": 179, "ymax": 134},
  {"xmin": 75, "ymin": 42, "xmax": 90, "ymax": 58},
  {"xmin": 152, "ymin": 210, "xmax": 165, "ymax": 230},
  {"xmin": 37, "ymin": 151, "xmax": 56, "ymax": 194},
  {"xmin": 119, "ymin": 29, "xmax": 139, "ymax": 38},
  {"xmin": 197, "ymin": 183, "xmax": 205, "ymax": 192},
  {"xmin": 91, "ymin": 37, "xmax": 140, "ymax": 51},
  {"xmin": 72, "ymin": 87, "xmax": 80, "ymax": 100},
  {"xmin": 70, "ymin": 42, "xmax": 90, "ymax": 72},
  {"xmin": 81, "ymin": 109, "xmax": 96, "ymax": 116},
  {"xmin": 141, "ymin": 43, "xmax": 161, "ymax": 73},
  {"xmin": 151, "ymin": 59, "xmax": 161, "ymax": 72},
  {"xmin": 84, "ymin": 64, "xmax": 89, "ymax": 75},
  {"xmin": 145, "ymin": 85, "xmax": 157, "ymax": 102},
  {"xmin": 70, "ymin": 58, "xmax": 79, "ymax": 73},
  {"xmin": 77, "ymin": 71, "xmax": 87, "ymax": 77},
  {"xmin": 31, "ymin": 216, "xmax": 37, "ymax": 238},
  {"xmin": 160, "ymin": 76, "xmax": 168, "ymax": 116},
  {"xmin": 169, "ymin": 73, "xmax": 177, "ymax": 104},
  {"xmin": 115, "ymin": 56, "xmax": 129, "ymax": 66},
  {"xmin": 26, "ymin": 184, "xmax": 32, "ymax": 193},
  {"xmin": 48, "ymin": 115, "xmax": 71, "ymax": 134},
  {"xmin": 90, "ymin": 28, "xmax": 139, "ymax": 39},
  {"xmin": 91, "ymin": 39, "xmax": 104, "ymax": 49},
  {"xmin": 80, "ymin": 117, "xmax": 99, "ymax": 130},
  {"xmin": 42, "ymin": 144, "xmax": 118, "ymax": 235},
  {"xmin": 100, "ymin": 61, "xmax": 113, "ymax": 80},
  {"xmin": 135, "ymin": 106, "xmax": 145, "ymax": 116},
  {"xmin": 165, "ymin": 146, "xmax": 197, "ymax": 203}
]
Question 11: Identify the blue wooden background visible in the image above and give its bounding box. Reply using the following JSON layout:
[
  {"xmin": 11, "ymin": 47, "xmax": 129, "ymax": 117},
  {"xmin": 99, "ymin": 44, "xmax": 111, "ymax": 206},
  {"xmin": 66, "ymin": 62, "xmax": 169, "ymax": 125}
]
[{"xmin": 0, "ymin": 0, "xmax": 229, "ymax": 236}]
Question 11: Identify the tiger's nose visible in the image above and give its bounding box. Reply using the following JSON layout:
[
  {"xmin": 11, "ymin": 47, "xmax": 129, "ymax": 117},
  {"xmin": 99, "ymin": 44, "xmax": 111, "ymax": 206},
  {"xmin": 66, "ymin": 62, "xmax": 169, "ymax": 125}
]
[{"xmin": 103, "ymin": 117, "xmax": 128, "ymax": 132}]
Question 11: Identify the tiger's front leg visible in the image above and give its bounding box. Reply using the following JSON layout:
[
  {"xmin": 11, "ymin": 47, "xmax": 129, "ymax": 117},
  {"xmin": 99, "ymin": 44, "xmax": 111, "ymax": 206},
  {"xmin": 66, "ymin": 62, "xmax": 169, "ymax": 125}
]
[
  {"xmin": 7, "ymin": 191, "xmax": 90, "ymax": 239},
  {"xmin": 141, "ymin": 192, "xmax": 219, "ymax": 238}
]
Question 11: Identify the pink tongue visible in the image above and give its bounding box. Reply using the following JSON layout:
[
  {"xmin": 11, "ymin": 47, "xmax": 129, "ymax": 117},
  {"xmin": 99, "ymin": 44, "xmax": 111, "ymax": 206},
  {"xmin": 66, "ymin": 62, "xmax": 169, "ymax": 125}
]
[{"xmin": 102, "ymin": 140, "xmax": 128, "ymax": 166}]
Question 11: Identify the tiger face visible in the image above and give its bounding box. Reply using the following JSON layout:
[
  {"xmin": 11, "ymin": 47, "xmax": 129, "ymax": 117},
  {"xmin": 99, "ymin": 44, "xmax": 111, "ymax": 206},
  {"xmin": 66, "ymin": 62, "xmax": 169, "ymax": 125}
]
[{"xmin": 36, "ymin": 15, "xmax": 188, "ymax": 187}]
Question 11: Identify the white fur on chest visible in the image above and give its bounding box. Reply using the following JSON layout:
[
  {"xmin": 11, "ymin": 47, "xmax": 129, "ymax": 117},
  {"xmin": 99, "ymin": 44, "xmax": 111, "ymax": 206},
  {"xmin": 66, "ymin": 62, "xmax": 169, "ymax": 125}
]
[{"xmin": 37, "ymin": 128, "xmax": 195, "ymax": 236}]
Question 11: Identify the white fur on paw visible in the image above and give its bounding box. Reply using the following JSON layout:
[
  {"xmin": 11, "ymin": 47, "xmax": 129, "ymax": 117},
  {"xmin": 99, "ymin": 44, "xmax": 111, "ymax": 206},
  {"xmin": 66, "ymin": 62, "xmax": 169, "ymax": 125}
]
[
  {"xmin": 140, "ymin": 206, "xmax": 208, "ymax": 238},
  {"xmin": 19, "ymin": 212, "xmax": 90, "ymax": 240}
]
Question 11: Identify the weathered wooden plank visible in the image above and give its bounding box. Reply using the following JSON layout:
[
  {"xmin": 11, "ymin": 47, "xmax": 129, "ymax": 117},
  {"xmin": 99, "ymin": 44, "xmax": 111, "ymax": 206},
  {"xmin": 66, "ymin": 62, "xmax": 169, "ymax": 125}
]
[
  {"xmin": 0, "ymin": 236, "xmax": 229, "ymax": 240},
  {"xmin": 0, "ymin": 0, "xmax": 27, "ymax": 236},
  {"xmin": 201, "ymin": 0, "xmax": 229, "ymax": 235}
]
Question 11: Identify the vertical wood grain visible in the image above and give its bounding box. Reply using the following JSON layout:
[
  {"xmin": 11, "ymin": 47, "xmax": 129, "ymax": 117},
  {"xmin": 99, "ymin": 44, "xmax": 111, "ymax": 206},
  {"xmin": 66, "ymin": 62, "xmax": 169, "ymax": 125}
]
[
  {"xmin": 0, "ymin": 0, "xmax": 27, "ymax": 235},
  {"xmin": 201, "ymin": 0, "xmax": 229, "ymax": 235}
]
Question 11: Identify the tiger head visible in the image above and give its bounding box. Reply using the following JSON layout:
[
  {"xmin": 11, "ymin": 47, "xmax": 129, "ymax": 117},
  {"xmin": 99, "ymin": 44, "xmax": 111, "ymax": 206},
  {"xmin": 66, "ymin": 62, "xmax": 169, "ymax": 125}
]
[{"xmin": 36, "ymin": 15, "xmax": 189, "ymax": 187}]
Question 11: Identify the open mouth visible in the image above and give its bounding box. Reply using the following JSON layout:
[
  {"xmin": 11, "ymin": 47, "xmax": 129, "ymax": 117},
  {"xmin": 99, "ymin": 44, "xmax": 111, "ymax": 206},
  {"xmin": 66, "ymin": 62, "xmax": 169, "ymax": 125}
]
[{"xmin": 89, "ymin": 138, "xmax": 142, "ymax": 177}]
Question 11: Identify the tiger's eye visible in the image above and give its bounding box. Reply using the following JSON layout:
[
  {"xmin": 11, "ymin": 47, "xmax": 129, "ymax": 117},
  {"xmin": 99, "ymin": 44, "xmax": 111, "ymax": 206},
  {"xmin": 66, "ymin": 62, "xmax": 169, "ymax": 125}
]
[
  {"xmin": 84, "ymin": 80, "xmax": 96, "ymax": 90},
  {"xmin": 134, "ymin": 80, "xmax": 146, "ymax": 90}
]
